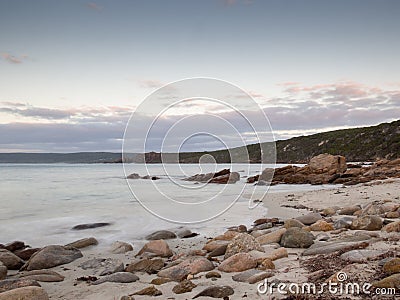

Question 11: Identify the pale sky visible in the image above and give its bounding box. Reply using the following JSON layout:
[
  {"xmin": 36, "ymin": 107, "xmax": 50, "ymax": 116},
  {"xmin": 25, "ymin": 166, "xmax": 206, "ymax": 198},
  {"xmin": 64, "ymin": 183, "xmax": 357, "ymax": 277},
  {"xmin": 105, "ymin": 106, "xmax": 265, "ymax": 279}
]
[{"xmin": 0, "ymin": 0, "xmax": 399, "ymax": 152}]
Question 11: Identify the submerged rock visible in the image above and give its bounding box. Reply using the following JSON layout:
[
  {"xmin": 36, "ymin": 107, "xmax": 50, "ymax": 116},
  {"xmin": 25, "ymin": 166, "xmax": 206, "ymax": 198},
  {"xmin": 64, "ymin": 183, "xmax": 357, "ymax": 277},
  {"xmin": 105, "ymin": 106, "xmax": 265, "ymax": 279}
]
[{"xmin": 72, "ymin": 222, "xmax": 111, "ymax": 230}]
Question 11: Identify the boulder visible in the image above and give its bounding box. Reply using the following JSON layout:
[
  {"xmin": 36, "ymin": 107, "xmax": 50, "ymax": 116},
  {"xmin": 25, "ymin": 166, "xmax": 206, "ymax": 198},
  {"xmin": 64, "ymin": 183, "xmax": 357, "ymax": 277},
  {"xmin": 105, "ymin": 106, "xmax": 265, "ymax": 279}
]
[
  {"xmin": 136, "ymin": 240, "xmax": 173, "ymax": 257},
  {"xmin": 303, "ymin": 240, "xmax": 369, "ymax": 256},
  {"xmin": 109, "ymin": 241, "xmax": 133, "ymax": 254},
  {"xmin": 126, "ymin": 258, "xmax": 164, "ymax": 274},
  {"xmin": 176, "ymin": 228, "xmax": 198, "ymax": 238},
  {"xmin": 280, "ymin": 227, "xmax": 314, "ymax": 248},
  {"xmin": 383, "ymin": 258, "xmax": 400, "ymax": 274},
  {"xmin": 65, "ymin": 237, "xmax": 98, "ymax": 249},
  {"xmin": 209, "ymin": 172, "xmax": 240, "ymax": 184},
  {"xmin": 284, "ymin": 219, "xmax": 305, "ymax": 229},
  {"xmin": 260, "ymin": 258, "xmax": 275, "ymax": 270},
  {"xmin": 218, "ymin": 253, "xmax": 257, "ymax": 273},
  {"xmin": 339, "ymin": 205, "xmax": 361, "ymax": 215},
  {"xmin": 0, "ymin": 262, "xmax": 7, "ymax": 280},
  {"xmin": 92, "ymin": 272, "xmax": 139, "ymax": 285},
  {"xmin": 350, "ymin": 216, "xmax": 383, "ymax": 230},
  {"xmin": 264, "ymin": 248, "xmax": 288, "ymax": 261},
  {"xmin": 340, "ymin": 250, "xmax": 388, "ymax": 263},
  {"xmin": 207, "ymin": 244, "xmax": 228, "ymax": 258},
  {"xmin": 4, "ymin": 241, "xmax": 26, "ymax": 252},
  {"xmin": 79, "ymin": 258, "xmax": 124, "ymax": 276},
  {"xmin": 150, "ymin": 277, "xmax": 171, "ymax": 285},
  {"xmin": 172, "ymin": 280, "xmax": 196, "ymax": 294},
  {"xmin": 308, "ymin": 153, "xmax": 347, "ymax": 174},
  {"xmin": 193, "ymin": 286, "xmax": 234, "ymax": 299},
  {"xmin": 18, "ymin": 270, "xmax": 64, "ymax": 282},
  {"xmin": 14, "ymin": 248, "xmax": 40, "ymax": 261},
  {"xmin": 126, "ymin": 173, "xmax": 140, "ymax": 179},
  {"xmin": 22, "ymin": 245, "xmax": 82, "ymax": 271},
  {"xmin": 157, "ymin": 257, "xmax": 214, "ymax": 281},
  {"xmin": 372, "ymin": 273, "xmax": 400, "ymax": 289},
  {"xmin": 382, "ymin": 220, "xmax": 400, "ymax": 232},
  {"xmin": 224, "ymin": 233, "xmax": 262, "ymax": 259},
  {"xmin": 0, "ymin": 286, "xmax": 49, "ymax": 300},
  {"xmin": 133, "ymin": 285, "xmax": 162, "ymax": 296},
  {"xmin": 145, "ymin": 230, "xmax": 176, "ymax": 240},
  {"xmin": 232, "ymin": 269, "xmax": 274, "ymax": 284},
  {"xmin": 295, "ymin": 212, "xmax": 322, "ymax": 225},
  {"xmin": 0, "ymin": 249, "xmax": 24, "ymax": 270},
  {"xmin": 256, "ymin": 228, "xmax": 286, "ymax": 245},
  {"xmin": 0, "ymin": 278, "xmax": 41, "ymax": 293},
  {"xmin": 309, "ymin": 220, "xmax": 334, "ymax": 231},
  {"xmin": 203, "ymin": 240, "xmax": 230, "ymax": 252}
]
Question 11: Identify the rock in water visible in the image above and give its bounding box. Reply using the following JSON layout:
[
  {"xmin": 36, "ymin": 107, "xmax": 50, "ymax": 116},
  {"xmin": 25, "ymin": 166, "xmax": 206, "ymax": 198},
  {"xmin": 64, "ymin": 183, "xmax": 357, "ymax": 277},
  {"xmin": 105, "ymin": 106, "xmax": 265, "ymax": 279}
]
[
  {"xmin": 0, "ymin": 286, "xmax": 49, "ymax": 300},
  {"xmin": 72, "ymin": 222, "xmax": 111, "ymax": 230},
  {"xmin": 126, "ymin": 173, "xmax": 140, "ymax": 179},
  {"xmin": 280, "ymin": 227, "xmax": 314, "ymax": 248},
  {"xmin": 224, "ymin": 233, "xmax": 262, "ymax": 259},
  {"xmin": 193, "ymin": 286, "xmax": 234, "ymax": 299},
  {"xmin": 136, "ymin": 240, "xmax": 173, "ymax": 257},
  {"xmin": 350, "ymin": 216, "xmax": 383, "ymax": 230},
  {"xmin": 218, "ymin": 253, "xmax": 257, "ymax": 273},
  {"xmin": 145, "ymin": 230, "xmax": 177, "ymax": 240},
  {"xmin": 65, "ymin": 237, "xmax": 98, "ymax": 249},
  {"xmin": 22, "ymin": 245, "xmax": 82, "ymax": 271},
  {"xmin": 0, "ymin": 249, "xmax": 25, "ymax": 270},
  {"xmin": 92, "ymin": 272, "xmax": 139, "ymax": 285},
  {"xmin": 133, "ymin": 285, "xmax": 162, "ymax": 296},
  {"xmin": 172, "ymin": 280, "xmax": 196, "ymax": 294}
]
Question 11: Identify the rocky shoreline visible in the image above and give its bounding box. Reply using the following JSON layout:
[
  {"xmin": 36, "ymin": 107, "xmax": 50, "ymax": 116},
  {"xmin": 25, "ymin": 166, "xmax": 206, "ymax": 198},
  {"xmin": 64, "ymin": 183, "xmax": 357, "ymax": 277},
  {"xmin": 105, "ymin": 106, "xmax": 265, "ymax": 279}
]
[{"xmin": 1, "ymin": 180, "xmax": 400, "ymax": 299}]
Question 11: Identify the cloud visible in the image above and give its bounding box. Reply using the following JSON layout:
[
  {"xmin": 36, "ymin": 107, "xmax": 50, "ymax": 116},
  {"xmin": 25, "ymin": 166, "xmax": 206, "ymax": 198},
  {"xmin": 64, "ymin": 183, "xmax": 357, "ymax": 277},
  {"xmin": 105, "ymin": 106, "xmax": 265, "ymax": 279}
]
[
  {"xmin": 138, "ymin": 79, "xmax": 166, "ymax": 89},
  {"xmin": 0, "ymin": 53, "xmax": 28, "ymax": 64},
  {"xmin": 87, "ymin": 2, "xmax": 103, "ymax": 11}
]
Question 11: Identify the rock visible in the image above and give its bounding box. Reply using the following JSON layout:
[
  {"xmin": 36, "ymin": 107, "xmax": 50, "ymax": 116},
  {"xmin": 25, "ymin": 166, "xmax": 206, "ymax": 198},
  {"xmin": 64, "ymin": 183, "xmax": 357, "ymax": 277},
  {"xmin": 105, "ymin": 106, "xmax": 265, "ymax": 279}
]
[
  {"xmin": 133, "ymin": 285, "xmax": 162, "ymax": 296},
  {"xmin": 157, "ymin": 257, "xmax": 214, "ymax": 281},
  {"xmin": 339, "ymin": 205, "xmax": 362, "ymax": 215},
  {"xmin": 14, "ymin": 248, "xmax": 40, "ymax": 261},
  {"xmin": 340, "ymin": 250, "xmax": 388, "ymax": 263},
  {"xmin": 126, "ymin": 258, "xmax": 164, "ymax": 274},
  {"xmin": 150, "ymin": 277, "xmax": 171, "ymax": 285},
  {"xmin": 212, "ymin": 230, "xmax": 241, "ymax": 241},
  {"xmin": 334, "ymin": 217, "xmax": 353, "ymax": 229},
  {"xmin": 218, "ymin": 253, "xmax": 257, "ymax": 273},
  {"xmin": 92, "ymin": 272, "xmax": 139, "ymax": 285},
  {"xmin": 247, "ymin": 250, "xmax": 270, "ymax": 263},
  {"xmin": 172, "ymin": 280, "xmax": 196, "ymax": 294},
  {"xmin": 309, "ymin": 220, "xmax": 334, "ymax": 231},
  {"xmin": 383, "ymin": 258, "xmax": 400, "ymax": 274},
  {"xmin": 308, "ymin": 153, "xmax": 347, "ymax": 174},
  {"xmin": 127, "ymin": 173, "xmax": 140, "ymax": 179},
  {"xmin": 0, "ymin": 249, "xmax": 24, "ymax": 270},
  {"xmin": 315, "ymin": 233, "xmax": 330, "ymax": 241},
  {"xmin": 209, "ymin": 172, "xmax": 240, "ymax": 184},
  {"xmin": 4, "ymin": 241, "xmax": 25, "ymax": 252},
  {"xmin": 188, "ymin": 249, "xmax": 207, "ymax": 256},
  {"xmin": 303, "ymin": 240, "xmax": 369, "ymax": 256},
  {"xmin": 205, "ymin": 271, "xmax": 221, "ymax": 278},
  {"xmin": 65, "ymin": 237, "xmax": 98, "ymax": 249},
  {"xmin": 382, "ymin": 220, "xmax": 400, "ymax": 232},
  {"xmin": 0, "ymin": 286, "xmax": 49, "ymax": 300},
  {"xmin": 120, "ymin": 296, "xmax": 134, "ymax": 300},
  {"xmin": 361, "ymin": 203, "xmax": 387, "ymax": 216},
  {"xmin": 146, "ymin": 230, "xmax": 177, "ymax": 240},
  {"xmin": 322, "ymin": 207, "xmax": 339, "ymax": 216},
  {"xmin": 372, "ymin": 273, "xmax": 400, "ymax": 289},
  {"xmin": 71, "ymin": 222, "xmax": 111, "ymax": 230},
  {"xmin": 232, "ymin": 269, "xmax": 274, "ymax": 284},
  {"xmin": 0, "ymin": 278, "xmax": 41, "ymax": 293},
  {"xmin": 350, "ymin": 216, "xmax": 383, "ymax": 230},
  {"xmin": 19, "ymin": 270, "xmax": 64, "ymax": 282},
  {"xmin": 280, "ymin": 227, "xmax": 314, "ymax": 248},
  {"xmin": 265, "ymin": 248, "xmax": 288, "ymax": 261},
  {"xmin": 110, "ymin": 241, "xmax": 133, "ymax": 254},
  {"xmin": 193, "ymin": 286, "xmax": 234, "ymax": 299},
  {"xmin": 260, "ymin": 258, "xmax": 275, "ymax": 270},
  {"xmin": 136, "ymin": 240, "xmax": 173, "ymax": 257},
  {"xmin": 284, "ymin": 219, "xmax": 305, "ymax": 229},
  {"xmin": 176, "ymin": 228, "xmax": 198, "ymax": 238},
  {"xmin": 295, "ymin": 212, "xmax": 322, "ymax": 225},
  {"xmin": 386, "ymin": 211, "xmax": 400, "ymax": 218},
  {"xmin": 203, "ymin": 240, "xmax": 230, "ymax": 252},
  {"xmin": 224, "ymin": 233, "xmax": 262, "ymax": 259},
  {"xmin": 256, "ymin": 228, "xmax": 286, "ymax": 245},
  {"xmin": 207, "ymin": 244, "xmax": 228, "ymax": 258},
  {"xmin": 0, "ymin": 262, "xmax": 6, "ymax": 280},
  {"xmin": 79, "ymin": 258, "xmax": 124, "ymax": 276},
  {"xmin": 21, "ymin": 245, "xmax": 82, "ymax": 271}
]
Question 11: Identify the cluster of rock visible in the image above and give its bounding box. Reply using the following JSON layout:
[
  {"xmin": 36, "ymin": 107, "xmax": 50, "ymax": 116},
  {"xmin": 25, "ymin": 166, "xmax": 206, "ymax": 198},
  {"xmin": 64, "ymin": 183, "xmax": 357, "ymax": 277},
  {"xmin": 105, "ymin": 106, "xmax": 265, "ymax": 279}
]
[
  {"xmin": 184, "ymin": 168, "xmax": 240, "ymax": 184},
  {"xmin": 1, "ymin": 198, "xmax": 399, "ymax": 299},
  {"xmin": 126, "ymin": 173, "xmax": 160, "ymax": 180},
  {"xmin": 248, "ymin": 153, "xmax": 400, "ymax": 185}
]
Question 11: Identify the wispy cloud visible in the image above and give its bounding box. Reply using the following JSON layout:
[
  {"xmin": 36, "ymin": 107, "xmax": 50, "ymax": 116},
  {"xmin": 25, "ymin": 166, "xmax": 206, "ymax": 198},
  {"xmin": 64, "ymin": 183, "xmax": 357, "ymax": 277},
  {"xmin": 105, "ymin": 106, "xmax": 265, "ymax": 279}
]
[
  {"xmin": 87, "ymin": 2, "xmax": 103, "ymax": 11},
  {"xmin": 137, "ymin": 79, "xmax": 166, "ymax": 89},
  {"xmin": 0, "ymin": 52, "xmax": 28, "ymax": 64}
]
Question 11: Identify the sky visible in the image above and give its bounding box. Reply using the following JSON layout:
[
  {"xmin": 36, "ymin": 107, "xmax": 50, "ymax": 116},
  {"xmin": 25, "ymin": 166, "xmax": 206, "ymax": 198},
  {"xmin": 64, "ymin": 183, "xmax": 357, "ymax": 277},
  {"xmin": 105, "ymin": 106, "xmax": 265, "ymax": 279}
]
[{"xmin": 0, "ymin": 0, "xmax": 399, "ymax": 152}]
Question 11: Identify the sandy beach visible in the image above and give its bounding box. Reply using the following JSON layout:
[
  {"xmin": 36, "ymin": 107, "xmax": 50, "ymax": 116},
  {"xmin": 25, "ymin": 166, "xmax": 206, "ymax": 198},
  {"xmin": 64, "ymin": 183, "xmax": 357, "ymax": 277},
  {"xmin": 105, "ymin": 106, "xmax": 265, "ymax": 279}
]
[{"xmin": 2, "ymin": 177, "xmax": 399, "ymax": 300}]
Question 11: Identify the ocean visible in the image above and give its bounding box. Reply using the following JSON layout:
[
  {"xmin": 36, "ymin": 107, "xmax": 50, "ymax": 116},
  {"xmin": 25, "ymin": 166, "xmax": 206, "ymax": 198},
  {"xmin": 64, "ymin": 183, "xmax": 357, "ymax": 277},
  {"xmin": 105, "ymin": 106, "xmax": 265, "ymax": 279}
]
[{"xmin": 0, "ymin": 163, "xmax": 327, "ymax": 248}]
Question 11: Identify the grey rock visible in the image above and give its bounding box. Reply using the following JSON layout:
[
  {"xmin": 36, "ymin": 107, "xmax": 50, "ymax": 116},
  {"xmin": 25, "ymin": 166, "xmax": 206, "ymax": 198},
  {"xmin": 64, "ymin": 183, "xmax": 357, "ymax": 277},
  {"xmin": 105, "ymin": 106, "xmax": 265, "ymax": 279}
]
[
  {"xmin": 0, "ymin": 262, "xmax": 7, "ymax": 280},
  {"xmin": 19, "ymin": 270, "xmax": 64, "ymax": 282},
  {"xmin": 232, "ymin": 269, "xmax": 274, "ymax": 284},
  {"xmin": 146, "ymin": 230, "xmax": 177, "ymax": 240},
  {"xmin": 4, "ymin": 241, "xmax": 25, "ymax": 252},
  {"xmin": 172, "ymin": 280, "xmax": 196, "ymax": 294},
  {"xmin": 110, "ymin": 241, "xmax": 133, "ymax": 254},
  {"xmin": 0, "ymin": 286, "xmax": 49, "ymax": 300},
  {"xmin": 193, "ymin": 286, "xmax": 234, "ymax": 299},
  {"xmin": 340, "ymin": 250, "xmax": 388, "ymax": 263},
  {"xmin": 351, "ymin": 216, "xmax": 383, "ymax": 230},
  {"xmin": 133, "ymin": 285, "xmax": 162, "ymax": 296},
  {"xmin": 224, "ymin": 233, "xmax": 262, "ymax": 259},
  {"xmin": 158, "ymin": 257, "xmax": 214, "ymax": 281},
  {"xmin": 65, "ymin": 237, "xmax": 98, "ymax": 249},
  {"xmin": 284, "ymin": 219, "xmax": 305, "ymax": 229},
  {"xmin": 339, "ymin": 205, "xmax": 361, "ymax": 215},
  {"xmin": 127, "ymin": 173, "xmax": 140, "ymax": 179},
  {"xmin": 22, "ymin": 245, "xmax": 82, "ymax": 271},
  {"xmin": 79, "ymin": 258, "xmax": 124, "ymax": 276},
  {"xmin": 295, "ymin": 212, "xmax": 322, "ymax": 225},
  {"xmin": 0, "ymin": 249, "xmax": 24, "ymax": 270},
  {"xmin": 92, "ymin": 272, "xmax": 139, "ymax": 285},
  {"xmin": 0, "ymin": 278, "xmax": 41, "ymax": 293},
  {"xmin": 280, "ymin": 227, "xmax": 314, "ymax": 248},
  {"xmin": 303, "ymin": 241, "xmax": 369, "ymax": 256}
]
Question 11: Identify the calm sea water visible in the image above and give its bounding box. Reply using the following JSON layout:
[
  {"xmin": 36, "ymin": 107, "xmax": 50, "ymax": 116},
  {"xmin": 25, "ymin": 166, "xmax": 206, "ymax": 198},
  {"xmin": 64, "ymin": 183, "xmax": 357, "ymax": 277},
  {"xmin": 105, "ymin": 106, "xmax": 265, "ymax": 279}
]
[{"xmin": 0, "ymin": 163, "xmax": 325, "ymax": 247}]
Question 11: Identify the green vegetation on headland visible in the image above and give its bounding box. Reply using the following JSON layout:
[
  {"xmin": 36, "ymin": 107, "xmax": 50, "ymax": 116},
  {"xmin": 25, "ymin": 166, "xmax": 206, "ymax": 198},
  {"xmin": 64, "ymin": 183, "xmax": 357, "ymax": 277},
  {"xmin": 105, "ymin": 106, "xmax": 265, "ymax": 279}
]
[{"xmin": 1, "ymin": 120, "xmax": 398, "ymax": 163}]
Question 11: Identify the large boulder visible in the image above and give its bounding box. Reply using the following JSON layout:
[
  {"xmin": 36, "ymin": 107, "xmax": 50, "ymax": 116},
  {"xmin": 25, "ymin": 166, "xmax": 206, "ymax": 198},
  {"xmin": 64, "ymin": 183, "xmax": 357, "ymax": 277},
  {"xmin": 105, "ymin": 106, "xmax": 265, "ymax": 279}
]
[
  {"xmin": 256, "ymin": 228, "xmax": 286, "ymax": 245},
  {"xmin": 280, "ymin": 227, "xmax": 314, "ymax": 248},
  {"xmin": 308, "ymin": 153, "xmax": 347, "ymax": 175},
  {"xmin": 158, "ymin": 257, "xmax": 214, "ymax": 281},
  {"xmin": 350, "ymin": 216, "xmax": 383, "ymax": 230},
  {"xmin": 0, "ymin": 286, "xmax": 49, "ymax": 300},
  {"xmin": 18, "ymin": 270, "xmax": 64, "ymax": 282},
  {"xmin": 0, "ymin": 279, "xmax": 41, "ymax": 293},
  {"xmin": 218, "ymin": 253, "xmax": 257, "ymax": 273},
  {"xmin": 295, "ymin": 212, "xmax": 322, "ymax": 225},
  {"xmin": 21, "ymin": 245, "xmax": 83, "ymax": 271},
  {"xmin": 224, "ymin": 233, "xmax": 262, "ymax": 259},
  {"xmin": 126, "ymin": 258, "xmax": 164, "ymax": 274},
  {"xmin": 0, "ymin": 249, "xmax": 24, "ymax": 270}
]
